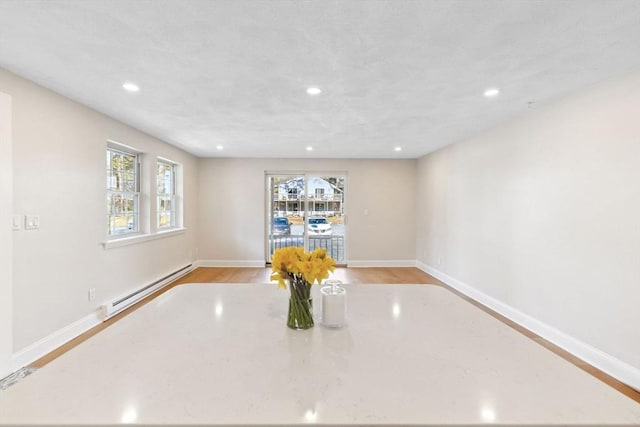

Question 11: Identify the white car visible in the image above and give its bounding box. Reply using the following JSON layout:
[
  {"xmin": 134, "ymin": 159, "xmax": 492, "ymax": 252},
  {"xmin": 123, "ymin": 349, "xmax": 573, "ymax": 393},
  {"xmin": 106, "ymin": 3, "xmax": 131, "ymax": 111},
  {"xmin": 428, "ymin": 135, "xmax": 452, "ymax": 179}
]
[{"xmin": 308, "ymin": 216, "xmax": 332, "ymax": 235}]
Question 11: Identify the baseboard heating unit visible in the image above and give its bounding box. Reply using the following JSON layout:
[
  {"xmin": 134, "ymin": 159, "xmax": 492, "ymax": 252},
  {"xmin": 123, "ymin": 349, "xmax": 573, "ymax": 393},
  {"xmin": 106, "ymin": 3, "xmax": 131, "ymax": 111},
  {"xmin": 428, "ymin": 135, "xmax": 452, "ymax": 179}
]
[{"xmin": 102, "ymin": 264, "xmax": 193, "ymax": 320}]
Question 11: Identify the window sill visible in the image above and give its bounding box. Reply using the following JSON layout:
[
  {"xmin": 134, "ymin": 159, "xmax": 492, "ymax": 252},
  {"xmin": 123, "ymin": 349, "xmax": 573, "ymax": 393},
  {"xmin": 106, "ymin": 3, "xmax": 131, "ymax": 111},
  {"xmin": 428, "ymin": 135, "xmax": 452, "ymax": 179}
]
[{"xmin": 102, "ymin": 227, "xmax": 187, "ymax": 249}]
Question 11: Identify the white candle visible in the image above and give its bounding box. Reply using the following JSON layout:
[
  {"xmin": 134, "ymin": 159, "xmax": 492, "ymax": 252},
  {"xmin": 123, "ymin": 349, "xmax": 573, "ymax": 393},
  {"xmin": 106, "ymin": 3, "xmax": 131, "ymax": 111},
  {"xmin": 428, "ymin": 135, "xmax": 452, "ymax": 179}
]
[{"xmin": 321, "ymin": 283, "xmax": 346, "ymax": 328}]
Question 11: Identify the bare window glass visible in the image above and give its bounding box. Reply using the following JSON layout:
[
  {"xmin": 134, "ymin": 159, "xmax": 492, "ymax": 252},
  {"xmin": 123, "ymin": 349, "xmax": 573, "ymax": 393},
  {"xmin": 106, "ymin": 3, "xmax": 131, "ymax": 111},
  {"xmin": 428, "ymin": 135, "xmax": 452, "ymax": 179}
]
[
  {"xmin": 107, "ymin": 148, "xmax": 139, "ymax": 236},
  {"xmin": 157, "ymin": 160, "xmax": 176, "ymax": 229}
]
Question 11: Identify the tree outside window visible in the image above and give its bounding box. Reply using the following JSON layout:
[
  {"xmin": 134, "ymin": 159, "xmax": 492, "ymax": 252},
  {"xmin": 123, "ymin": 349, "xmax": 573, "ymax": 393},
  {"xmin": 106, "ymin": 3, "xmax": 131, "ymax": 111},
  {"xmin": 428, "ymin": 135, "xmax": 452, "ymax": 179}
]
[{"xmin": 107, "ymin": 148, "xmax": 139, "ymax": 236}]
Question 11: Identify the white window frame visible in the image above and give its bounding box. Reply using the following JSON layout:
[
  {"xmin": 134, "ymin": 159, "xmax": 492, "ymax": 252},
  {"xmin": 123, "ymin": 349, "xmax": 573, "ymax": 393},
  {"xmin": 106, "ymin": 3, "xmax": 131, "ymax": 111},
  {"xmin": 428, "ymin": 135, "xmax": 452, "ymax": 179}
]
[
  {"xmin": 107, "ymin": 144, "xmax": 140, "ymax": 239},
  {"xmin": 156, "ymin": 158, "xmax": 177, "ymax": 230},
  {"xmin": 103, "ymin": 142, "xmax": 186, "ymax": 249}
]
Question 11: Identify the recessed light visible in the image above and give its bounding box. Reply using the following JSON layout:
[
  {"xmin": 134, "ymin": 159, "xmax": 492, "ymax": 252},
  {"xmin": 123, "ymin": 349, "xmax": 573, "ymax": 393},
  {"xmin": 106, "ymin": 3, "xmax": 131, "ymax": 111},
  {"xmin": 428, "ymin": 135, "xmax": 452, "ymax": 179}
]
[
  {"xmin": 306, "ymin": 87, "xmax": 322, "ymax": 95},
  {"xmin": 394, "ymin": 146, "xmax": 402, "ymax": 152},
  {"xmin": 306, "ymin": 146, "xmax": 313, "ymax": 151},
  {"xmin": 483, "ymin": 88, "xmax": 499, "ymax": 97},
  {"xmin": 122, "ymin": 82, "xmax": 140, "ymax": 92},
  {"xmin": 216, "ymin": 145, "xmax": 223, "ymax": 150}
]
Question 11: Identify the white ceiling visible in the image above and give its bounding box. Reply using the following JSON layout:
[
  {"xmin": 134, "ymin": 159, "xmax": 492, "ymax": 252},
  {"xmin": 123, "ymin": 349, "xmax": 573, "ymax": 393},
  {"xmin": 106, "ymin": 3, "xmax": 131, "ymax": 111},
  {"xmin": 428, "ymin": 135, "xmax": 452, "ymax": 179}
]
[{"xmin": 1, "ymin": 0, "xmax": 639, "ymax": 159}]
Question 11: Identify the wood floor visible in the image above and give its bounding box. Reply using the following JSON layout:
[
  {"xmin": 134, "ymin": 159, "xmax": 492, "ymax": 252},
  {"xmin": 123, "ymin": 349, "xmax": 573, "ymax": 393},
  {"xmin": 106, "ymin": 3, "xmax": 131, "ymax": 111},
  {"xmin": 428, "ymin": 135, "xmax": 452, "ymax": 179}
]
[
  {"xmin": 28, "ymin": 266, "xmax": 639, "ymax": 404},
  {"xmin": 171, "ymin": 266, "xmax": 445, "ymax": 286}
]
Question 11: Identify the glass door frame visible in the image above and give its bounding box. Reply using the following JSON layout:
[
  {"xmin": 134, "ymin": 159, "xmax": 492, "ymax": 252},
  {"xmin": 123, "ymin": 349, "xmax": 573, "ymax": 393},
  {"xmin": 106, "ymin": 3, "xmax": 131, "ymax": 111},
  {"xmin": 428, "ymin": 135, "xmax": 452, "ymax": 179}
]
[{"xmin": 265, "ymin": 170, "xmax": 348, "ymax": 266}]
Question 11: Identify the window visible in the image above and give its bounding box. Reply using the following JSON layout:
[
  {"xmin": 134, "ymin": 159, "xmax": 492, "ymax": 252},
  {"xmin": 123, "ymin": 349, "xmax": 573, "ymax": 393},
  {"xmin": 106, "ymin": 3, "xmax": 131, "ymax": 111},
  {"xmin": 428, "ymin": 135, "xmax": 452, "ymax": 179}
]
[
  {"xmin": 107, "ymin": 147, "xmax": 139, "ymax": 236},
  {"xmin": 157, "ymin": 160, "xmax": 176, "ymax": 229},
  {"xmin": 104, "ymin": 142, "xmax": 185, "ymax": 248},
  {"xmin": 315, "ymin": 188, "xmax": 324, "ymax": 198}
]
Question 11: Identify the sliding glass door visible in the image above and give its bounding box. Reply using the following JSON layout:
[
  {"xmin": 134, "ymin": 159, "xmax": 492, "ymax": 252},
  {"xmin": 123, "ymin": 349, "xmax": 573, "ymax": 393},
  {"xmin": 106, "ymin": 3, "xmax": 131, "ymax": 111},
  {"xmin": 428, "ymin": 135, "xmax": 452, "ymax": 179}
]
[
  {"xmin": 266, "ymin": 172, "xmax": 346, "ymax": 265},
  {"xmin": 267, "ymin": 174, "xmax": 305, "ymax": 256}
]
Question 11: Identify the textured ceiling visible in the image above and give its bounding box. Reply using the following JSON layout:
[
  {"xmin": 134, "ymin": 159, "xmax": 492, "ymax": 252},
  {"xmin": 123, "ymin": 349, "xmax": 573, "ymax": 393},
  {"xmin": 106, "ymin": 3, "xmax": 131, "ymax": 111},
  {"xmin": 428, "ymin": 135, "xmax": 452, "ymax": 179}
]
[{"xmin": 1, "ymin": 0, "xmax": 639, "ymax": 159}]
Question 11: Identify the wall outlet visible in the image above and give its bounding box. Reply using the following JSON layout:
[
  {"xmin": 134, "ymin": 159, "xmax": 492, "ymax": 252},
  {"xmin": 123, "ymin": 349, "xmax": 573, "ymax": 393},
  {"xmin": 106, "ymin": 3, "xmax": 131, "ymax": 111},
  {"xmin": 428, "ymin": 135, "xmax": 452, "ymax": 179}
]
[
  {"xmin": 88, "ymin": 288, "xmax": 96, "ymax": 302},
  {"xmin": 437, "ymin": 256, "xmax": 442, "ymax": 266}
]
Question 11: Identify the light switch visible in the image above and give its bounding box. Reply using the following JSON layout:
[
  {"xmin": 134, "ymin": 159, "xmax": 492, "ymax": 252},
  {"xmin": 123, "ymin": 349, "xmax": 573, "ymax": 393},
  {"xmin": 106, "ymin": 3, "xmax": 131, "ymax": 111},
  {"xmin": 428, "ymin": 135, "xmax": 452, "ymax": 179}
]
[
  {"xmin": 25, "ymin": 215, "xmax": 40, "ymax": 230},
  {"xmin": 12, "ymin": 214, "xmax": 21, "ymax": 231}
]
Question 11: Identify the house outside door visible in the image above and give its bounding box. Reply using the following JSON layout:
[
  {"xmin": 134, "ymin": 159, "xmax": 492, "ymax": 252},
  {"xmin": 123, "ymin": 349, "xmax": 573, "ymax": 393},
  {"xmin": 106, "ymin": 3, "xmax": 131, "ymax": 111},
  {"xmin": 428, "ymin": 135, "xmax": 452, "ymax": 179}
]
[{"xmin": 266, "ymin": 172, "xmax": 347, "ymax": 266}]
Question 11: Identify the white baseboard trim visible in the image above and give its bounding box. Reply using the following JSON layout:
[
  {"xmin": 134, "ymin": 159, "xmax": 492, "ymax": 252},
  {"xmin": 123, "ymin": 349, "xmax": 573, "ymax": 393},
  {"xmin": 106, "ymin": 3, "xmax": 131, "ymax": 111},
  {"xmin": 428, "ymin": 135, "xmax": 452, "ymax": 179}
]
[
  {"xmin": 10, "ymin": 310, "xmax": 102, "ymax": 375},
  {"xmin": 416, "ymin": 261, "xmax": 640, "ymax": 392},
  {"xmin": 196, "ymin": 259, "xmax": 266, "ymax": 268},
  {"xmin": 7, "ymin": 264, "xmax": 195, "ymax": 377},
  {"xmin": 195, "ymin": 260, "xmax": 419, "ymax": 268},
  {"xmin": 348, "ymin": 260, "xmax": 417, "ymax": 268}
]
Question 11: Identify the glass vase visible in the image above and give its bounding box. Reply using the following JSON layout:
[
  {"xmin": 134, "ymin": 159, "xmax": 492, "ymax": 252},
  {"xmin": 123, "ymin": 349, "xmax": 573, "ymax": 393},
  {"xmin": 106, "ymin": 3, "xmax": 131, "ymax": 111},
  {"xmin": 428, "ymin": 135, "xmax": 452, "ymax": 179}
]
[{"xmin": 287, "ymin": 296, "xmax": 314, "ymax": 330}]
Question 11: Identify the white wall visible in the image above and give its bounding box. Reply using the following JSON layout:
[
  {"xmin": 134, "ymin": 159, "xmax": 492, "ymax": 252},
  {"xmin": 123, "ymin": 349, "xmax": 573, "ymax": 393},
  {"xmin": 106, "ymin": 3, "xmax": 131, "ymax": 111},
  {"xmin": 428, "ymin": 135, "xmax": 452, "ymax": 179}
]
[
  {"xmin": 4, "ymin": 59, "xmax": 638, "ymax": 391},
  {"xmin": 1, "ymin": 68, "xmax": 199, "ymax": 355},
  {"xmin": 198, "ymin": 158, "xmax": 416, "ymax": 265},
  {"xmin": 416, "ymin": 71, "xmax": 640, "ymax": 384},
  {"xmin": 0, "ymin": 92, "xmax": 13, "ymax": 377}
]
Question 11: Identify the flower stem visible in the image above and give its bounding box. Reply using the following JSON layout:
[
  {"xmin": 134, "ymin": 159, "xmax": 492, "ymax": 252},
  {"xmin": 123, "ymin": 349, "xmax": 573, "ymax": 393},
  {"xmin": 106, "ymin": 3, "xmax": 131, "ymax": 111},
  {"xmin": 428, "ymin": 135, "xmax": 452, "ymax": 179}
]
[{"xmin": 287, "ymin": 275, "xmax": 314, "ymax": 329}]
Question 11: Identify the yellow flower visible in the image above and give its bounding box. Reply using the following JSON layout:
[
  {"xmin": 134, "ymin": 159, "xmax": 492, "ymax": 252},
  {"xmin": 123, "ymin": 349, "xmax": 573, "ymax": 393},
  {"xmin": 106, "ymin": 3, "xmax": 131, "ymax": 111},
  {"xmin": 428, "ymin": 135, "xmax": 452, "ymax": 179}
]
[
  {"xmin": 270, "ymin": 247, "xmax": 336, "ymax": 288},
  {"xmin": 269, "ymin": 273, "xmax": 287, "ymax": 289}
]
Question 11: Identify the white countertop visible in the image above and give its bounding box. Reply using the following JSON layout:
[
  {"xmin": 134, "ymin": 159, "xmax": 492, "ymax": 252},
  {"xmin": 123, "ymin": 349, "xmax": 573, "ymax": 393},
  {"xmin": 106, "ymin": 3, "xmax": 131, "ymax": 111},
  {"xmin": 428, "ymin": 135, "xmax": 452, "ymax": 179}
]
[{"xmin": 1, "ymin": 283, "xmax": 638, "ymax": 425}]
